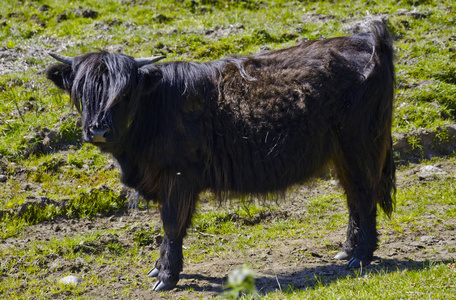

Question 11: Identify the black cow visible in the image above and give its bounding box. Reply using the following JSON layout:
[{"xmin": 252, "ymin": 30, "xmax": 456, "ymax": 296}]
[{"xmin": 46, "ymin": 21, "xmax": 395, "ymax": 291}]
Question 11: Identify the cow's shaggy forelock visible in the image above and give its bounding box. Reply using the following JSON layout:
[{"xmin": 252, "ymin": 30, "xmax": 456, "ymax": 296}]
[{"xmin": 70, "ymin": 51, "xmax": 138, "ymax": 132}]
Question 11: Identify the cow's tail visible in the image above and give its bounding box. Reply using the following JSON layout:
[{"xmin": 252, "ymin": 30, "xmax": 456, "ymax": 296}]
[
  {"xmin": 370, "ymin": 20, "xmax": 396, "ymax": 217},
  {"xmin": 371, "ymin": 19, "xmax": 394, "ymax": 77},
  {"xmin": 378, "ymin": 135, "xmax": 396, "ymax": 217}
]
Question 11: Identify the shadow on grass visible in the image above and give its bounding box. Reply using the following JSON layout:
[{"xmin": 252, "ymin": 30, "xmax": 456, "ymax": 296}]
[
  {"xmin": 179, "ymin": 273, "xmax": 225, "ymax": 293},
  {"xmin": 177, "ymin": 258, "xmax": 454, "ymax": 295}
]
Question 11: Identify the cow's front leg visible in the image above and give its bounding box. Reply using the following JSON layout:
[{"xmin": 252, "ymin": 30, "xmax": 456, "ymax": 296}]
[
  {"xmin": 147, "ymin": 179, "xmax": 198, "ymax": 291},
  {"xmin": 148, "ymin": 235, "xmax": 183, "ymax": 291}
]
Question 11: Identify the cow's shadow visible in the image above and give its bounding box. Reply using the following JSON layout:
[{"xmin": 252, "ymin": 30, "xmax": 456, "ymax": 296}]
[
  {"xmin": 179, "ymin": 273, "xmax": 225, "ymax": 293},
  {"xmin": 177, "ymin": 258, "xmax": 453, "ymax": 295}
]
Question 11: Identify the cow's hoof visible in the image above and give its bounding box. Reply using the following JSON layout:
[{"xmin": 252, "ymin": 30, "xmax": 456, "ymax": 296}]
[
  {"xmin": 152, "ymin": 280, "xmax": 177, "ymax": 291},
  {"xmin": 347, "ymin": 257, "xmax": 371, "ymax": 268},
  {"xmin": 147, "ymin": 268, "xmax": 159, "ymax": 277},
  {"xmin": 334, "ymin": 251, "xmax": 352, "ymax": 260}
]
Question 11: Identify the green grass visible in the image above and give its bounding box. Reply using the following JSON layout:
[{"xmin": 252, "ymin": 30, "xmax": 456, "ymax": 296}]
[
  {"xmin": 1, "ymin": 0, "xmax": 456, "ymax": 298},
  {"xmin": 259, "ymin": 262, "xmax": 456, "ymax": 299}
]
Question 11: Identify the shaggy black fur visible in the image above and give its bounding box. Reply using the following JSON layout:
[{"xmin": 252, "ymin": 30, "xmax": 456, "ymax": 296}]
[{"xmin": 46, "ymin": 21, "xmax": 396, "ymax": 291}]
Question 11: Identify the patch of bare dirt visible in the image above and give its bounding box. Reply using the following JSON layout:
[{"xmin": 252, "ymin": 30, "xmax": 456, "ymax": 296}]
[
  {"xmin": 203, "ymin": 25, "xmax": 246, "ymax": 39},
  {"xmin": 393, "ymin": 123, "xmax": 456, "ymax": 164},
  {"xmin": 20, "ymin": 111, "xmax": 82, "ymax": 157},
  {"xmin": 0, "ymin": 34, "xmax": 81, "ymax": 76}
]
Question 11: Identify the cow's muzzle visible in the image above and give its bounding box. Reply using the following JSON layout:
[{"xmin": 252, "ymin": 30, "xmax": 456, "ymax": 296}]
[{"xmin": 88, "ymin": 126, "xmax": 110, "ymax": 143}]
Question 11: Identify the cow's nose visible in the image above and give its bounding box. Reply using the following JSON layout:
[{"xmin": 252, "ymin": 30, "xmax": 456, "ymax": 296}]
[{"xmin": 89, "ymin": 127, "xmax": 110, "ymax": 143}]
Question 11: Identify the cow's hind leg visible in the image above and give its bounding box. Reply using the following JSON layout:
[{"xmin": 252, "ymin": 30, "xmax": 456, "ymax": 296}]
[
  {"xmin": 339, "ymin": 138, "xmax": 395, "ymax": 266},
  {"xmin": 148, "ymin": 179, "xmax": 198, "ymax": 291},
  {"xmin": 334, "ymin": 148, "xmax": 380, "ymax": 267},
  {"xmin": 334, "ymin": 206, "xmax": 358, "ymax": 261},
  {"xmin": 347, "ymin": 186, "xmax": 377, "ymax": 267},
  {"xmin": 338, "ymin": 175, "xmax": 378, "ymax": 267}
]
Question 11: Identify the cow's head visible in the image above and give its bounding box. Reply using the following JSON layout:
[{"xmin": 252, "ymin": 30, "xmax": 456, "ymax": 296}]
[{"xmin": 46, "ymin": 51, "xmax": 164, "ymax": 153}]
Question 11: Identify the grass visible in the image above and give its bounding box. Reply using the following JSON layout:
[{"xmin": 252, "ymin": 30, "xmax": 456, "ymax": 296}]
[
  {"xmin": 1, "ymin": 0, "xmax": 456, "ymax": 298},
  {"xmin": 259, "ymin": 262, "xmax": 456, "ymax": 299}
]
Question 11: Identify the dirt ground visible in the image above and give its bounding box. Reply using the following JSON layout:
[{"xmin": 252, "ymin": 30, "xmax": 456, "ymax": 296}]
[{"xmin": 2, "ymin": 158, "xmax": 455, "ymax": 299}]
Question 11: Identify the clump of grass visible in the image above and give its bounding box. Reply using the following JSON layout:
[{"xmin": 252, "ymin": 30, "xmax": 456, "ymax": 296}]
[
  {"xmin": 0, "ymin": 186, "xmax": 126, "ymax": 238},
  {"xmin": 132, "ymin": 226, "xmax": 162, "ymax": 247},
  {"xmin": 66, "ymin": 186, "xmax": 125, "ymax": 218},
  {"xmin": 57, "ymin": 117, "xmax": 82, "ymax": 146}
]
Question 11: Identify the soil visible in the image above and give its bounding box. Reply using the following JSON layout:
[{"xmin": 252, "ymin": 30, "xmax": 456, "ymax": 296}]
[{"xmin": 1, "ymin": 159, "xmax": 456, "ymax": 299}]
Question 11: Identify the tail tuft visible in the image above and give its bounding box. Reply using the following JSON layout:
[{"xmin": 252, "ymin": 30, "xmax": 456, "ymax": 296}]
[{"xmin": 378, "ymin": 136, "xmax": 396, "ymax": 217}]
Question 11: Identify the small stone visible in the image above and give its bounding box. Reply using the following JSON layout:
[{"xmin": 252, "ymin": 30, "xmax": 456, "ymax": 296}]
[
  {"xmin": 420, "ymin": 235, "xmax": 436, "ymax": 244},
  {"xmin": 59, "ymin": 275, "xmax": 82, "ymax": 285},
  {"xmin": 420, "ymin": 165, "xmax": 446, "ymax": 174},
  {"xmin": 0, "ymin": 175, "xmax": 6, "ymax": 182},
  {"xmin": 418, "ymin": 165, "xmax": 447, "ymax": 180}
]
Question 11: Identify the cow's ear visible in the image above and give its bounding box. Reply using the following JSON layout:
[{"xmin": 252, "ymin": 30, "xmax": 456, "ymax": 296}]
[
  {"xmin": 137, "ymin": 65, "xmax": 163, "ymax": 94},
  {"xmin": 46, "ymin": 64, "xmax": 73, "ymax": 91}
]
